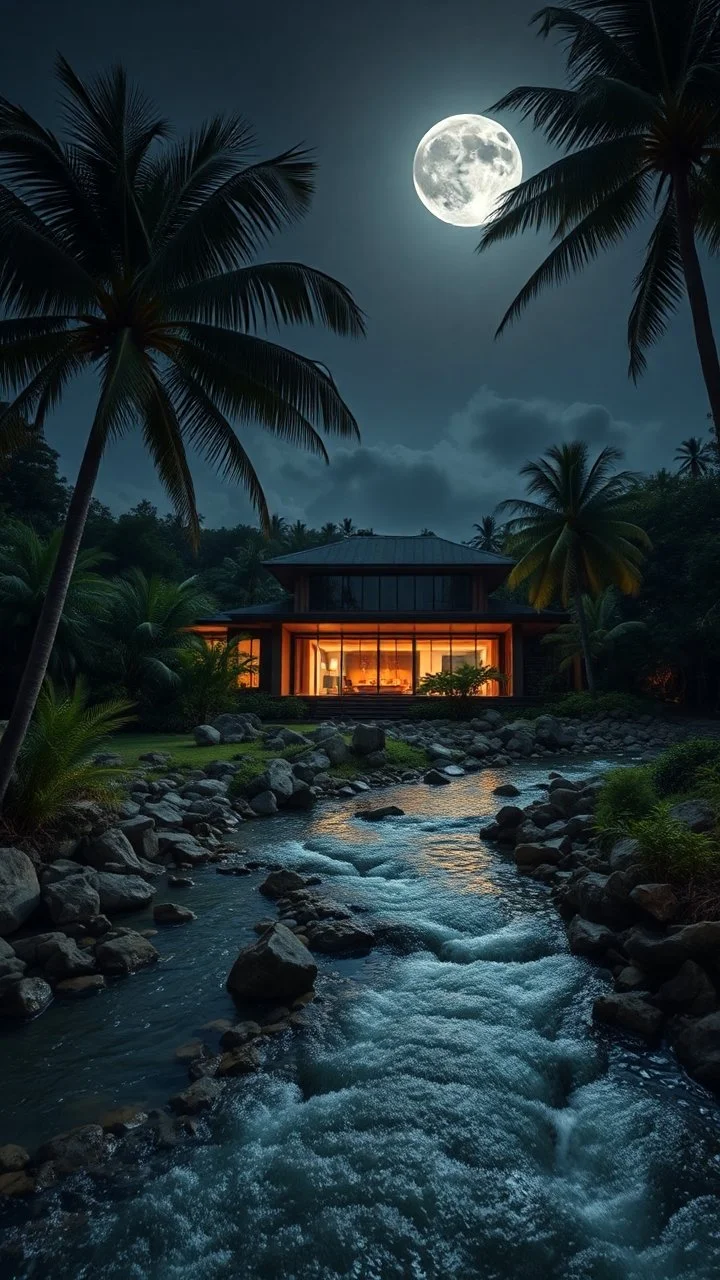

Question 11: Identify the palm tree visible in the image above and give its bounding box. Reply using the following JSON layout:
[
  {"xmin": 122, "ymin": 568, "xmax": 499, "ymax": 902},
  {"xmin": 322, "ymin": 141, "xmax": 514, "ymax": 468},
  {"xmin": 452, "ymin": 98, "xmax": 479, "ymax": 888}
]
[
  {"xmin": 477, "ymin": 0, "xmax": 720, "ymax": 449},
  {"xmin": 211, "ymin": 532, "xmax": 280, "ymax": 607},
  {"xmin": 339, "ymin": 517, "xmax": 355, "ymax": 537},
  {"xmin": 542, "ymin": 586, "xmax": 646, "ymax": 672},
  {"xmin": 99, "ymin": 569, "xmax": 214, "ymax": 700},
  {"xmin": 318, "ymin": 521, "xmax": 339, "ymax": 543},
  {"xmin": 675, "ymin": 435, "xmax": 716, "ymax": 478},
  {"xmin": 498, "ymin": 442, "xmax": 650, "ymax": 691},
  {"xmin": 0, "ymin": 521, "xmax": 114, "ymax": 685},
  {"xmin": 0, "ymin": 59, "xmax": 364, "ymax": 806},
  {"xmin": 469, "ymin": 515, "xmax": 504, "ymax": 553},
  {"xmin": 265, "ymin": 514, "xmax": 288, "ymax": 550},
  {"xmin": 285, "ymin": 519, "xmax": 312, "ymax": 551}
]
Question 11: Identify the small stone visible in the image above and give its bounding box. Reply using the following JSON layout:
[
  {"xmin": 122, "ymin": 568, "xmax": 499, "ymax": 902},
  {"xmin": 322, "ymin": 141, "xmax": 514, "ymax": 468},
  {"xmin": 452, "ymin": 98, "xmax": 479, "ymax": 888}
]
[
  {"xmin": 493, "ymin": 783, "xmax": 520, "ymax": 797},
  {"xmin": 354, "ymin": 805, "xmax": 404, "ymax": 822},
  {"xmin": 153, "ymin": 902, "xmax": 196, "ymax": 925},
  {"xmin": 200, "ymin": 1018, "xmax": 234, "ymax": 1034},
  {"xmin": 55, "ymin": 975, "xmax": 106, "ymax": 998},
  {"xmin": 0, "ymin": 1170, "xmax": 35, "ymax": 1196},
  {"xmin": 220, "ymin": 1021, "xmax": 262, "ymax": 1049},
  {"xmin": 99, "ymin": 1106, "xmax": 148, "ymax": 1135},
  {"xmin": 216, "ymin": 1044, "xmax": 262, "ymax": 1076},
  {"xmin": 169, "ymin": 1078, "xmax": 225, "ymax": 1114},
  {"xmin": 0, "ymin": 1143, "xmax": 30, "ymax": 1173},
  {"xmin": 567, "ymin": 916, "xmax": 616, "ymax": 957},
  {"xmin": 423, "ymin": 768, "xmax": 451, "ymax": 786},
  {"xmin": 168, "ymin": 874, "xmax": 194, "ymax": 888},
  {"xmin": 175, "ymin": 1038, "xmax": 209, "ymax": 1064}
]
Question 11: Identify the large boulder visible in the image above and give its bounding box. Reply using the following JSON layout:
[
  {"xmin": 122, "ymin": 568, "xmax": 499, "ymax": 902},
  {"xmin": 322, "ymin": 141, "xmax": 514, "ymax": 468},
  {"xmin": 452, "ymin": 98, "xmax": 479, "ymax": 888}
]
[
  {"xmin": 244, "ymin": 758, "xmax": 294, "ymax": 802},
  {"xmin": 119, "ymin": 815, "xmax": 160, "ymax": 861},
  {"xmin": 226, "ymin": 923, "xmax": 317, "ymax": 1001},
  {"xmin": 142, "ymin": 801, "xmax": 185, "ymax": 829},
  {"xmin": 424, "ymin": 768, "xmax": 451, "ymax": 786},
  {"xmin": 169, "ymin": 1078, "xmax": 225, "ymax": 1114},
  {"xmin": 673, "ymin": 1012, "xmax": 720, "ymax": 1087},
  {"xmin": 0, "ymin": 976, "xmax": 53, "ymax": 1018},
  {"xmin": 0, "ymin": 847, "xmax": 40, "ymax": 936},
  {"xmin": 193, "ymin": 724, "xmax": 221, "ymax": 746},
  {"xmin": 36, "ymin": 934, "xmax": 96, "ymax": 982},
  {"xmin": 36, "ymin": 1124, "xmax": 108, "ymax": 1170},
  {"xmin": 593, "ymin": 993, "xmax": 663, "ymax": 1040},
  {"xmin": 629, "ymin": 882, "xmax": 679, "ymax": 924},
  {"xmin": 318, "ymin": 733, "xmax": 348, "ymax": 766},
  {"xmin": 259, "ymin": 869, "xmax": 308, "ymax": 899},
  {"xmin": 669, "ymin": 800, "xmax": 715, "ymax": 833},
  {"xmin": 95, "ymin": 871, "xmax": 156, "ymax": 914},
  {"xmin": 305, "ymin": 919, "xmax": 375, "ymax": 955},
  {"xmin": 95, "ymin": 930, "xmax": 159, "ymax": 975},
  {"xmin": 352, "ymin": 723, "xmax": 386, "ymax": 755},
  {"xmin": 156, "ymin": 831, "xmax": 208, "ymax": 865},
  {"xmin": 656, "ymin": 961, "xmax": 717, "ymax": 1016},
  {"xmin": 211, "ymin": 712, "xmax": 261, "ymax": 742},
  {"xmin": 83, "ymin": 829, "xmax": 145, "ymax": 875},
  {"xmin": 355, "ymin": 805, "xmax": 405, "ymax": 822},
  {"xmin": 250, "ymin": 790, "xmax": 279, "ymax": 817},
  {"xmin": 42, "ymin": 874, "xmax": 101, "ymax": 926},
  {"xmin": 567, "ymin": 916, "xmax": 616, "ymax": 957},
  {"xmin": 609, "ymin": 837, "xmax": 642, "ymax": 871},
  {"xmin": 293, "ymin": 752, "xmax": 331, "ymax": 783}
]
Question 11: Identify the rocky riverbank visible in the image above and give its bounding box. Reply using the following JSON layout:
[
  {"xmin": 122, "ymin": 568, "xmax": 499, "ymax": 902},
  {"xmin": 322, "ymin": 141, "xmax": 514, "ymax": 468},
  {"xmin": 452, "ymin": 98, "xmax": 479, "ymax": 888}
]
[
  {"xmin": 483, "ymin": 772, "xmax": 720, "ymax": 1091},
  {"xmin": 0, "ymin": 707, "xmax": 696, "ymax": 1026},
  {"xmin": 0, "ymin": 858, "xmax": 379, "ymax": 1201}
]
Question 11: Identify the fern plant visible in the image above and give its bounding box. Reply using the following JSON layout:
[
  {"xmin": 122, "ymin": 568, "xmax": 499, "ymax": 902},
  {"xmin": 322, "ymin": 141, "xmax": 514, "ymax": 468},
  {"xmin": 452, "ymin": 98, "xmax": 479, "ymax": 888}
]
[{"xmin": 4, "ymin": 681, "xmax": 135, "ymax": 831}]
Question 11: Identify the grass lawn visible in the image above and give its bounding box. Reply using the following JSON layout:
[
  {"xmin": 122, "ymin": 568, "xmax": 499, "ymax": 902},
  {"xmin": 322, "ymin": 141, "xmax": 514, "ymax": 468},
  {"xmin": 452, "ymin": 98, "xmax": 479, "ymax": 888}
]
[
  {"xmin": 110, "ymin": 727, "xmax": 316, "ymax": 769},
  {"xmin": 109, "ymin": 728, "xmax": 429, "ymax": 780}
]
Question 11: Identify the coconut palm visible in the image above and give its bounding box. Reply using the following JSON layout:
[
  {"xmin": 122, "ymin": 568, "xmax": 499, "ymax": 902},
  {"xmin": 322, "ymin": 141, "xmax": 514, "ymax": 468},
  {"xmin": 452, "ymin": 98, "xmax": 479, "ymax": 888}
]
[
  {"xmin": 542, "ymin": 586, "xmax": 646, "ymax": 672},
  {"xmin": 285, "ymin": 519, "xmax": 312, "ymax": 551},
  {"xmin": 0, "ymin": 58, "xmax": 364, "ymax": 805},
  {"xmin": 675, "ymin": 435, "xmax": 716, "ymax": 478},
  {"xmin": 339, "ymin": 517, "xmax": 355, "ymax": 536},
  {"xmin": 100, "ymin": 569, "xmax": 214, "ymax": 700},
  {"xmin": 498, "ymin": 442, "xmax": 650, "ymax": 691},
  {"xmin": 318, "ymin": 521, "xmax": 339, "ymax": 543},
  {"xmin": 210, "ymin": 530, "xmax": 281, "ymax": 607},
  {"xmin": 469, "ymin": 515, "xmax": 504, "ymax": 553},
  {"xmin": 0, "ymin": 521, "xmax": 114, "ymax": 685},
  {"xmin": 477, "ymin": 0, "xmax": 720, "ymax": 448}
]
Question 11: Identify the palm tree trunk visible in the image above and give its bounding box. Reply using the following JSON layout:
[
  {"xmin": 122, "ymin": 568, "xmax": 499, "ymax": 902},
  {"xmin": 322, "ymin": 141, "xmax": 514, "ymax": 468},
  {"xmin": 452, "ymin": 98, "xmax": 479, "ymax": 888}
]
[
  {"xmin": 0, "ymin": 423, "xmax": 105, "ymax": 809},
  {"xmin": 574, "ymin": 589, "xmax": 596, "ymax": 694},
  {"xmin": 674, "ymin": 170, "xmax": 720, "ymax": 451}
]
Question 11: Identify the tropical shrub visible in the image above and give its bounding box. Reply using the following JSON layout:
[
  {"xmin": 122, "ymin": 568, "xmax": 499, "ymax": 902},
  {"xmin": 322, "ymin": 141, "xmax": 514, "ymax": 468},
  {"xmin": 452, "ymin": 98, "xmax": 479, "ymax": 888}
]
[
  {"xmin": 417, "ymin": 663, "xmax": 505, "ymax": 698},
  {"xmin": 228, "ymin": 755, "xmax": 267, "ymax": 794},
  {"xmin": 652, "ymin": 739, "xmax": 720, "ymax": 798},
  {"xmin": 630, "ymin": 804, "xmax": 720, "ymax": 882},
  {"xmin": 4, "ymin": 682, "xmax": 135, "ymax": 833},
  {"xmin": 99, "ymin": 570, "xmax": 215, "ymax": 702},
  {"xmin": 546, "ymin": 691, "xmax": 660, "ymax": 720},
  {"xmin": 177, "ymin": 636, "xmax": 257, "ymax": 727},
  {"xmin": 594, "ymin": 766, "xmax": 657, "ymax": 836}
]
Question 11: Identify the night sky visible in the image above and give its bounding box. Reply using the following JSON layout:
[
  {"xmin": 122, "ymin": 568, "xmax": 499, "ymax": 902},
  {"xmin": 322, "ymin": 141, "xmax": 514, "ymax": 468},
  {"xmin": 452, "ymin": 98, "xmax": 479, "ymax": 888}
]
[{"xmin": 1, "ymin": 0, "xmax": 715, "ymax": 538}]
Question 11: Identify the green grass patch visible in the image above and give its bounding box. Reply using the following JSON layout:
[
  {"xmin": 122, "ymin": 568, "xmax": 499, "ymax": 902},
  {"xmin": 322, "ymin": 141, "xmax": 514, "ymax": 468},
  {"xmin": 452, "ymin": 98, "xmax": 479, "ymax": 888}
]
[
  {"xmin": 109, "ymin": 728, "xmax": 316, "ymax": 769},
  {"xmin": 594, "ymin": 765, "xmax": 658, "ymax": 836}
]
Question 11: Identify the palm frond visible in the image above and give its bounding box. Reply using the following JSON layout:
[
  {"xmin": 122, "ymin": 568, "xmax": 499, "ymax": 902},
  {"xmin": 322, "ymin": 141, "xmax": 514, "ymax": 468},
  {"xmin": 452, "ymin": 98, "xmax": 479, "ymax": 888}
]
[{"xmin": 628, "ymin": 193, "xmax": 684, "ymax": 379}]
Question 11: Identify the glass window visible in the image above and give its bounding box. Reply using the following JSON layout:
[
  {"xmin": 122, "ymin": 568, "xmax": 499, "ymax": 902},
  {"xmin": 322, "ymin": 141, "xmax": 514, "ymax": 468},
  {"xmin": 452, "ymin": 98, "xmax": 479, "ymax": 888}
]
[
  {"xmin": 237, "ymin": 635, "xmax": 260, "ymax": 688},
  {"xmin": 433, "ymin": 576, "xmax": 451, "ymax": 610},
  {"xmin": 342, "ymin": 636, "xmax": 378, "ymax": 693},
  {"xmin": 380, "ymin": 576, "xmax": 397, "ymax": 610},
  {"xmin": 397, "ymin": 576, "xmax": 415, "ymax": 611},
  {"xmin": 378, "ymin": 637, "xmax": 413, "ymax": 693},
  {"xmin": 415, "ymin": 576, "xmax": 433, "ymax": 610},
  {"xmin": 342, "ymin": 576, "xmax": 362, "ymax": 609},
  {"xmin": 450, "ymin": 576, "xmax": 472, "ymax": 609},
  {"xmin": 362, "ymin": 577, "xmax": 380, "ymax": 610}
]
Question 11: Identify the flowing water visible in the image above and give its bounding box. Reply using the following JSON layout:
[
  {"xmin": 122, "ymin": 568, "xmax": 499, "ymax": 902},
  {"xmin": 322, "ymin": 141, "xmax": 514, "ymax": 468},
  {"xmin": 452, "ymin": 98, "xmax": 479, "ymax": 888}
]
[{"xmin": 3, "ymin": 759, "xmax": 720, "ymax": 1279}]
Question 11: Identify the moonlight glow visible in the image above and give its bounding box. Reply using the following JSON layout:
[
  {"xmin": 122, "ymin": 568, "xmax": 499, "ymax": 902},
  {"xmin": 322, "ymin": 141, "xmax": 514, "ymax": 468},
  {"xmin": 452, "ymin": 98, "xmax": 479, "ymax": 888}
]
[{"xmin": 413, "ymin": 114, "xmax": 522, "ymax": 227}]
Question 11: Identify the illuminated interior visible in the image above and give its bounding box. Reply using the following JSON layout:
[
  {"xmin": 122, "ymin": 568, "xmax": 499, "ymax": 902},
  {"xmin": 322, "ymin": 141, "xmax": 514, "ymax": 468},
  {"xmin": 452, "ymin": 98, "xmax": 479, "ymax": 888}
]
[{"xmin": 293, "ymin": 632, "xmax": 501, "ymax": 695}]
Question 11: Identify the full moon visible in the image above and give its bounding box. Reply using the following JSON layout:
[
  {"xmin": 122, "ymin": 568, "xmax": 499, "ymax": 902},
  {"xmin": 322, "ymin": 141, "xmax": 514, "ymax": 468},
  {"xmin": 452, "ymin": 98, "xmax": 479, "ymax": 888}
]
[{"xmin": 413, "ymin": 114, "xmax": 522, "ymax": 227}]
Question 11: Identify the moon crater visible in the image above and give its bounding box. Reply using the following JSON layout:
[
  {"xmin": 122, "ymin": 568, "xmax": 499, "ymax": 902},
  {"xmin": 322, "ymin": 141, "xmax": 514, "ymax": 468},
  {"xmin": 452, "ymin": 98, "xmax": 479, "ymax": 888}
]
[{"xmin": 413, "ymin": 114, "xmax": 522, "ymax": 227}]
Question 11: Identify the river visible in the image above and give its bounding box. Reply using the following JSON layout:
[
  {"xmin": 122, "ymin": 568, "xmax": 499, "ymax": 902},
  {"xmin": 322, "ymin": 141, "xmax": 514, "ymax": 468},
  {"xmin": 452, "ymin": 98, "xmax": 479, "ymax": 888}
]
[{"xmin": 3, "ymin": 758, "xmax": 720, "ymax": 1279}]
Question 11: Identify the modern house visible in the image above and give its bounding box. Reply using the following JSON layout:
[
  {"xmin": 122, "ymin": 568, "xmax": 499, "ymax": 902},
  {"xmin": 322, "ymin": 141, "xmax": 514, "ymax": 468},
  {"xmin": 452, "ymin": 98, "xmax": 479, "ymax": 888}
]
[{"xmin": 192, "ymin": 534, "xmax": 569, "ymax": 712}]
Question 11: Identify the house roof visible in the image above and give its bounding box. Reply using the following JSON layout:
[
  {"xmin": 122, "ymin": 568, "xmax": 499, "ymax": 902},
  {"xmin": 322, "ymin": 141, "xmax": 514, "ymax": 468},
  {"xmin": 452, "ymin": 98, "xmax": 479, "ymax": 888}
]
[{"xmin": 264, "ymin": 534, "xmax": 515, "ymax": 570}]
